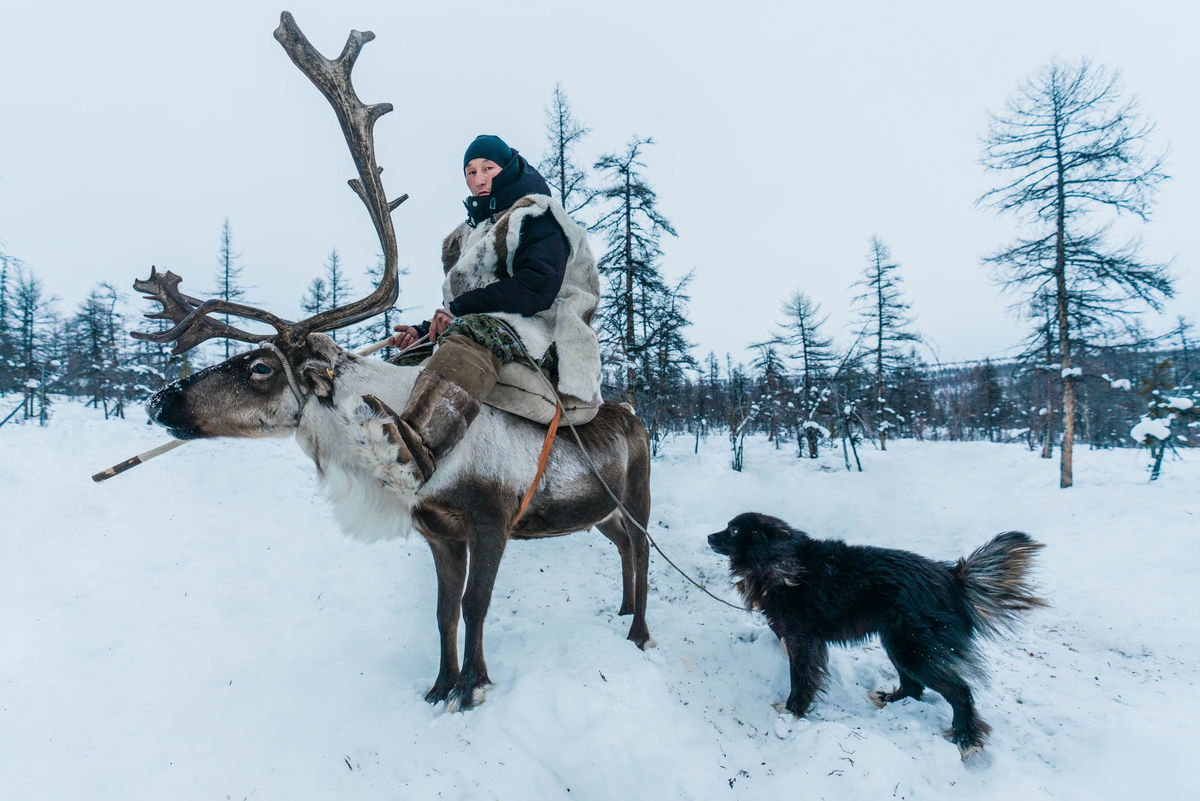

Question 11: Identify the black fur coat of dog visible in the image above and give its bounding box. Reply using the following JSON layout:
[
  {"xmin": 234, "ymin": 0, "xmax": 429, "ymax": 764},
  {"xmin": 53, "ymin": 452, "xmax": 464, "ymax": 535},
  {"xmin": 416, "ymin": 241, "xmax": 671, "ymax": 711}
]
[{"xmin": 708, "ymin": 512, "xmax": 1045, "ymax": 757}]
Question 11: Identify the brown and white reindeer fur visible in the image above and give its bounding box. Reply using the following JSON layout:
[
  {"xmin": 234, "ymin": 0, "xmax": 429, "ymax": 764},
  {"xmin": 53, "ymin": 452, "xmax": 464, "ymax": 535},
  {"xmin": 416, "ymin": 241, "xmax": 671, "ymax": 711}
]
[
  {"xmin": 137, "ymin": 13, "xmax": 651, "ymax": 712},
  {"xmin": 147, "ymin": 333, "xmax": 652, "ymax": 710}
]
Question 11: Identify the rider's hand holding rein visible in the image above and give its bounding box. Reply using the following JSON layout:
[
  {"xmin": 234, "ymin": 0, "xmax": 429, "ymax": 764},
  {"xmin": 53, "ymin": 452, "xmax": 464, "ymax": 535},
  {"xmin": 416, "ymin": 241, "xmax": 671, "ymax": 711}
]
[
  {"xmin": 390, "ymin": 306, "xmax": 454, "ymax": 349},
  {"xmin": 428, "ymin": 308, "xmax": 454, "ymax": 343}
]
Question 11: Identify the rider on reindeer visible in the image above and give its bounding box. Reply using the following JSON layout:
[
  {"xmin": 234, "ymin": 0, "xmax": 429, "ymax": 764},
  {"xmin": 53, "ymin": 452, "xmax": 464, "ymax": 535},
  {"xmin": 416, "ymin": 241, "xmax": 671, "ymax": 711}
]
[{"xmin": 382, "ymin": 135, "xmax": 602, "ymax": 487}]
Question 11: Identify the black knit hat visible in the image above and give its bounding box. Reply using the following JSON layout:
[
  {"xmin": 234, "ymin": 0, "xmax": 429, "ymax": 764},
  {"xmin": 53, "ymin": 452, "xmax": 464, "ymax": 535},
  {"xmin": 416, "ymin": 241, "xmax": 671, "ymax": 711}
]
[{"xmin": 463, "ymin": 134, "xmax": 514, "ymax": 170}]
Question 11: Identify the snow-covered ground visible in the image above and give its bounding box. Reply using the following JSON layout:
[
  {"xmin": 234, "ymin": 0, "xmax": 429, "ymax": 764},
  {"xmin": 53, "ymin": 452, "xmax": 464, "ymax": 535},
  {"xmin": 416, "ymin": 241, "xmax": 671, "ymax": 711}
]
[{"xmin": 2, "ymin": 399, "xmax": 1196, "ymax": 799}]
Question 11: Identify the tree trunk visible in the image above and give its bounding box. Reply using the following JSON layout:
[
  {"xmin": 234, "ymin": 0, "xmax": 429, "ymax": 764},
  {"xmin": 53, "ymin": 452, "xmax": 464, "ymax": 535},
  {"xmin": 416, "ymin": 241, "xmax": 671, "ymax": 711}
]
[
  {"xmin": 1046, "ymin": 104, "xmax": 1075, "ymax": 487},
  {"xmin": 1149, "ymin": 441, "xmax": 1165, "ymax": 481},
  {"xmin": 623, "ymin": 174, "xmax": 636, "ymax": 407},
  {"xmin": 1041, "ymin": 385, "xmax": 1053, "ymax": 459},
  {"xmin": 876, "ymin": 258, "xmax": 887, "ymax": 451},
  {"xmin": 1054, "ymin": 149, "xmax": 1074, "ymax": 488}
]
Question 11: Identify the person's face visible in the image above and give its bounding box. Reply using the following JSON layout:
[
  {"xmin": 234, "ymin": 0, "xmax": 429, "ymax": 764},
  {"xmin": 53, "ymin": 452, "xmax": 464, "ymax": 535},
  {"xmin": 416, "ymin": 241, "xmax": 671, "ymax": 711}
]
[{"xmin": 465, "ymin": 158, "xmax": 503, "ymax": 197}]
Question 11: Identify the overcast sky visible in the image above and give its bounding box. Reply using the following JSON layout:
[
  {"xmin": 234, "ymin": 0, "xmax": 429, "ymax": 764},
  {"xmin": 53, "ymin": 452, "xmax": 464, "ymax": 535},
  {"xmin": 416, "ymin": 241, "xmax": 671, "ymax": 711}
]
[{"xmin": 1, "ymin": 0, "xmax": 1196, "ymax": 366}]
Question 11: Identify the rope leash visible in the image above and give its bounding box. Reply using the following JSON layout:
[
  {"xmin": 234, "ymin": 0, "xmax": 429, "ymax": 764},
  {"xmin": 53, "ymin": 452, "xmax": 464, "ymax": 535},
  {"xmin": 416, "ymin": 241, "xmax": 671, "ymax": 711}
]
[{"xmin": 496, "ymin": 323, "xmax": 747, "ymax": 613}]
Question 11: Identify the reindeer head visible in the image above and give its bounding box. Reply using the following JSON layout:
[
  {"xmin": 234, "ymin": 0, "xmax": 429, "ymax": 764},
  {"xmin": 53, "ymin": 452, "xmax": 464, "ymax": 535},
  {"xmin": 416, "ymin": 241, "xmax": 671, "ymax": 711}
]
[{"xmin": 134, "ymin": 13, "xmax": 406, "ymax": 440}]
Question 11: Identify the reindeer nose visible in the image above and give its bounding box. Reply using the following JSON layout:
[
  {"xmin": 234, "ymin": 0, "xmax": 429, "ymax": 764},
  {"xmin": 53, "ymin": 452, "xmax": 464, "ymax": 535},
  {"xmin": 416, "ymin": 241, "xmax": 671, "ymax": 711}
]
[
  {"xmin": 146, "ymin": 384, "xmax": 200, "ymax": 439},
  {"xmin": 145, "ymin": 385, "xmax": 176, "ymax": 424}
]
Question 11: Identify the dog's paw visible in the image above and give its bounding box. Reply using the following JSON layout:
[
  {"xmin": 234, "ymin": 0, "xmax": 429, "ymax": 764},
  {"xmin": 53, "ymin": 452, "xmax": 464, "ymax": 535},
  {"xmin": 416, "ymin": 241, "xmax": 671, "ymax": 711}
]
[
  {"xmin": 867, "ymin": 690, "xmax": 889, "ymax": 708},
  {"xmin": 958, "ymin": 743, "xmax": 985, "ymax": 761}
]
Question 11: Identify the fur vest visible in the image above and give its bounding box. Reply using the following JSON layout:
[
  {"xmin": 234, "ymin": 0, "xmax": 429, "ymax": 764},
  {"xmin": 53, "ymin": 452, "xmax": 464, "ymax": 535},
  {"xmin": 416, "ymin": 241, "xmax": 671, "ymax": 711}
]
[{"xmin": 441, "ymin": 195, "xmax": 602, "ymax": 407}]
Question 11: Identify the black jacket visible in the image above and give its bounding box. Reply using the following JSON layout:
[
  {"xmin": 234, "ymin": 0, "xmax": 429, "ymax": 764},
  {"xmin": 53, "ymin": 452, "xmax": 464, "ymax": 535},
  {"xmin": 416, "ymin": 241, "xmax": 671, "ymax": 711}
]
[{"xmin": 447, "ymin": 153, "xmax": 570, "ymax": 318}]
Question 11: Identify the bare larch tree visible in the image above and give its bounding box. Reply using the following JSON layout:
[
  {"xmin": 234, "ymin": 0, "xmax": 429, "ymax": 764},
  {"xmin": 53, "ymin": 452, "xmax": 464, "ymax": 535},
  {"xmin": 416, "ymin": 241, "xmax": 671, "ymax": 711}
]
[
  {"xmin": 979, "ymin": 57, "xmax": 1172, "ymax": 488},
  {"xmin": 773, "ymin": 290, "xmax": 835, "ymax": 457},
  {"xmin": 851, "ymin": 236, "xmax": 919, "ymax": 451},
  {"xmin": 591, "ymin": 136, "xmax": 679, "ymax": 407},
  {"xmin": 538, "ymin": 83, "xmax": 593, "ymax": 215},
  {"xmin": 301, "ymin": 249, "xmax": 355, "ymax": 347},
  {"xmin": 212, "ymin": 218, "xmax": 248, "ymax": 361}
]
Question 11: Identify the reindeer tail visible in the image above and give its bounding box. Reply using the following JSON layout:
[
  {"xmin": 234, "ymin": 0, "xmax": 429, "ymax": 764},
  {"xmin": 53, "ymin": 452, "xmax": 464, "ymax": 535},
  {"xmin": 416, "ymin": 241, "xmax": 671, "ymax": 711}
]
[{"xmin": 955, "ymin": 532, "xmax": 1047, "ymax": 638}]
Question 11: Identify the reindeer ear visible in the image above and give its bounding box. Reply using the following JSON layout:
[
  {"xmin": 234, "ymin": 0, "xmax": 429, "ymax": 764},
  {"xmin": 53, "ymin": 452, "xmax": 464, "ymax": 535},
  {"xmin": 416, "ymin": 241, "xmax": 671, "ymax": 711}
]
[{"xmin": 299, "ymin": 357, "xmax": 336, "ymax": 398}]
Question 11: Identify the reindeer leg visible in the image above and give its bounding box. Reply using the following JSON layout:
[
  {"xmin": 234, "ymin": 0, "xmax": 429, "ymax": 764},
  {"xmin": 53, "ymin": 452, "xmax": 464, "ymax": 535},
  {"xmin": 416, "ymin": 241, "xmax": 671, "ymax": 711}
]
[
  {"xmin": 425, "ymin": 538, "xmax": 467, "ymax": 705},
  {"xmin": 623, "ymin": 480, "xmax": 653, "ymax": 650},
  {"xmin": 596, "ymin": 512, "xmax": 636, "ymax": 616},
  {"xmin": 449, "ymin": 527, "xmax": 508, "ymax": 711}
]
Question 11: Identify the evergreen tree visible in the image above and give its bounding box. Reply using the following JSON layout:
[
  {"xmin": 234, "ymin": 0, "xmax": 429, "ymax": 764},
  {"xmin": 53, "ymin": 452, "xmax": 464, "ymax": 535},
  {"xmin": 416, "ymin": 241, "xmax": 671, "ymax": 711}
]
[
  {"xmin": 750, "ymin": 341, "xmax": 786, "ymax": 448},
  {"xmin": 979, "ymin": 57, "xmax": 1172, "ymax": 488},
  {"xmin": 591, "ymin": 136, "xmax": 680, "ymax": 407},
  {"xmin": 973, "ymin": 358, "xmax": 1004, "ymax": 441},
  {"xmin": 362, "ymin": 252, "xmax": 406, "ymax": 358},
  {"xmin": 299, "ymin": 250, "xmax": 355, "ymax": 348},
  {"xmin": 851, "ymin": 236, "xmax": 919, "ymax": 450},
  {"xmin": 14, "ymin": 265, "xmax": 55, "ymax": 419},
  {"xmin": 212, "ymin": 218, "xmax": 248, "ymax": 360},
  {"xmin": 300, "ymin": 277, "xmax": 328, "ymax": 317},
  {"xmin": 73, "ymin": 284, "xmax": 128, "ymax": 419},
  {"xmin": 773, "ymin": 290, "xmax": 835, "ymax": 456},
  {"xmin": 538, "ymin": 84, "xmax": 593, "ymax": 215},
  {"xmin": 0, "ymin": 253, "xmax": 13, "ymax": 395}
]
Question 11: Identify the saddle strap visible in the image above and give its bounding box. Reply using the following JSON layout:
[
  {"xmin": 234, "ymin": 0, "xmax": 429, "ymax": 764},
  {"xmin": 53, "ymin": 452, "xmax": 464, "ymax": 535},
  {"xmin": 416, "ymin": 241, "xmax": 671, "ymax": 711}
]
[{"xmin": 515, "ymin": 398, "xmax": 562, "ymax": 522}]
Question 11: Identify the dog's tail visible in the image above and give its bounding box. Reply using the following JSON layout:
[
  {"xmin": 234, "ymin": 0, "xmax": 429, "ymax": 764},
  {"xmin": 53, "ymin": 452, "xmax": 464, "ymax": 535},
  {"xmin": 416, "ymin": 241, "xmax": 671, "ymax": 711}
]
[{"xmin": 955, "ymin": 532, "xmax": 1047, "ymax": 638}]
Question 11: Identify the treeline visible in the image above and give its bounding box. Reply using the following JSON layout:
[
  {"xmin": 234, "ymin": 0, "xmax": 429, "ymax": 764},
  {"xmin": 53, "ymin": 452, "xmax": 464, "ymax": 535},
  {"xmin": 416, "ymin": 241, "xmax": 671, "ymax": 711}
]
[
  {"xmin": 0, "ymin": 229, "xmax": 398, "ymax": 425},
  {"xmin": 3, "ymin": 59, "xmax": 1197, "ymax": 490}
]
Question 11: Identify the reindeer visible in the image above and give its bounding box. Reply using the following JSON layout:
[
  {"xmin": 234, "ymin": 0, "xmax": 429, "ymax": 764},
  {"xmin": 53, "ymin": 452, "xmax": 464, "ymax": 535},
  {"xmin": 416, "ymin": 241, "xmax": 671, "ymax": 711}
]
[{"xmin": 133, "ymin": 12, "xmax": 652, "ymax": 711}]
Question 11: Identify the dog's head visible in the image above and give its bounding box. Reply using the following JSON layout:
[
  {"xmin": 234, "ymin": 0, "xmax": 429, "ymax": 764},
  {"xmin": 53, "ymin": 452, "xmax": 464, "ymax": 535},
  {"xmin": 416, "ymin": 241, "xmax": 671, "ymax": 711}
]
[{"xmin": 708, "ymin": 512, "xmax": 805, "ymax": 584}]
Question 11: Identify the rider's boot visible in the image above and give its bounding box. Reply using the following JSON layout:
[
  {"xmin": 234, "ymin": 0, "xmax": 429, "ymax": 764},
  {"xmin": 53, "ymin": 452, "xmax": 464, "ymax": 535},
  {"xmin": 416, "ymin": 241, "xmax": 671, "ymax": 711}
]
[{"xmin": 365, "ymin": 334, "xmax": 501, "ymax": 486}]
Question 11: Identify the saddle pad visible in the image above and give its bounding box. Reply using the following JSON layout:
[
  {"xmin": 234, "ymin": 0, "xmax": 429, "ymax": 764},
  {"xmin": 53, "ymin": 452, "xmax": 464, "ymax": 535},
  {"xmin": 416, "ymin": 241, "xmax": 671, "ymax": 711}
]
[{"xmin": 486, "ymin": 362, "xmax": 599, "ymax": 425}]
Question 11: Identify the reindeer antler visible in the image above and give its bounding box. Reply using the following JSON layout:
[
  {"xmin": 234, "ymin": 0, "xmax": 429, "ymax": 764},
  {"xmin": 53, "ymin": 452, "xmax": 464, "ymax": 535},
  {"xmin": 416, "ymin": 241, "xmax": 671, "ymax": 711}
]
[
  {"xmin": 131, "ymin": 11, "xmax": 406, "ymax": 353},
  {"xmin": 131, "ymin": 267, "xmax": 288, "ymax": 355}
]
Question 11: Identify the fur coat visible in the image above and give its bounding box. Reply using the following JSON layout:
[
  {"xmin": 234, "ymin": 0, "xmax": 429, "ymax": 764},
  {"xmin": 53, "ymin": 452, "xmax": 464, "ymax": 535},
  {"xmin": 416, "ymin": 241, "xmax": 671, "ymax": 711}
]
[{"xmin": 440, "ymin": 195, "xmax": 602, "ymax": 406}]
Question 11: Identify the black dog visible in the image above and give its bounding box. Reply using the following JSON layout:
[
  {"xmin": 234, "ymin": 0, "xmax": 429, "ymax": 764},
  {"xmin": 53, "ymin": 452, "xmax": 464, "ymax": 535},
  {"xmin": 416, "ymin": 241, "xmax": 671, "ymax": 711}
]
[{"xmin": 708, "ymin": 512, "xmax": 1045, "ymax": 757}]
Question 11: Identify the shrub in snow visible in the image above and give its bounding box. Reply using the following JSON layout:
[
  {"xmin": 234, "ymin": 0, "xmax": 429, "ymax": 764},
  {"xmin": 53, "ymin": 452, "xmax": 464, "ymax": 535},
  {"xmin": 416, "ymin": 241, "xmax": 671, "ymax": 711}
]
[
  {"xmin": 1132, "ymin": 360, "xmax": 1200, "ymax": 480},
  {"xmin": 802, "ymin": 420, "xmax": 831, "ymax": 438},
  {"xmin": 1130, "ymin": 416, "xmax": 1170, "ymax": 443}
]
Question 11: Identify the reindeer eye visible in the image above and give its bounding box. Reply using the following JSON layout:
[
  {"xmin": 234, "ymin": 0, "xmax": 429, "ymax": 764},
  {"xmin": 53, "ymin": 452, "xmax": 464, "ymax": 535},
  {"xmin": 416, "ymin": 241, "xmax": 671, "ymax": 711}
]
[{"xmin": 252, "ymin": 363, "xmax": 273, "ymax": 375}]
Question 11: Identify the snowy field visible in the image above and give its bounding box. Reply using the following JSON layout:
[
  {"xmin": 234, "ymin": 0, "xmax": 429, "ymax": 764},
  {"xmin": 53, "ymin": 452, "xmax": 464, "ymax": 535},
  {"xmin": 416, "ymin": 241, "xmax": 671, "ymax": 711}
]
[{"xmin": 2, "ymin": 399, "xmax": 1197, "ymax": 800}]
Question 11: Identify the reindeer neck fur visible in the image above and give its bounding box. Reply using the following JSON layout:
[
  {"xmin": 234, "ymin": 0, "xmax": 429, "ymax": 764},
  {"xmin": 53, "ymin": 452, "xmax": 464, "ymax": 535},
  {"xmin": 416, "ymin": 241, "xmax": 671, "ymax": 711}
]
[{"xmin": 293, "ymin": 353, "xmax": 574, "ymax": 543}]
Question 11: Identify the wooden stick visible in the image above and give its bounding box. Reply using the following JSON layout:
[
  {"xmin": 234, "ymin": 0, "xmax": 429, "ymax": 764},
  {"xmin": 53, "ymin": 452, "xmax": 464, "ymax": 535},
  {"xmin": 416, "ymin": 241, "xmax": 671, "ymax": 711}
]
[
  {"xmin": 92, "ymin": 439, "xmax": 188, "ymax": 483},
  {"xmin": 91, "ymin": 333, "xmax": 433, "ymax": 482},
  {"xmin": 356, "ymin": 332, "xmax": 429, "ymax": 357}
]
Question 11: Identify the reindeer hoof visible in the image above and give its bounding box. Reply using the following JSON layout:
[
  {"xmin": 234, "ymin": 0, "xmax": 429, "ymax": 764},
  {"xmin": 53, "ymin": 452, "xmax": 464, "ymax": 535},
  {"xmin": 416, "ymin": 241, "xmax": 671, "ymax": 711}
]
[
  {"xmin": 626, "ymin": 621, "xmax": 653, "ymax": 650},
  {"xmin": 447, "ymin": 685, "xmax": 487, "ymax": 712},
  {"xmin": 424, "ymin": 672, "xmax": 458, "ymax": 705},
  {"xmin": 447, "ymin": 675, "xmax": 491, "ymax": 712}
]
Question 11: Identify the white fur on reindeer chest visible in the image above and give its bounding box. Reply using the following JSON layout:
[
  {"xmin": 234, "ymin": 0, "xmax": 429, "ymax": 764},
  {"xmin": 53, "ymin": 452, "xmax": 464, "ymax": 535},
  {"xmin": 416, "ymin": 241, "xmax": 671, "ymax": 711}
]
[{"xmin": 294, "ymin": 357, "xmax": 565, "ymax": 543}]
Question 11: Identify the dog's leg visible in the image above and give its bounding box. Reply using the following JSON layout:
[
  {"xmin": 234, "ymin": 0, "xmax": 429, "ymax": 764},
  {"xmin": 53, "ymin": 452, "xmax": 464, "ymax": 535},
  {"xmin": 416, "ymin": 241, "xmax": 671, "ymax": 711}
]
[
  {"xmin": 780, "ymin": 632, "xmax": 828, "ymax": 718},
  {"xmin": 870, "ymin": 634, "xmax": 927, "ymax": 707},
  {"xmin": 869, "ymin": 671, "xmax": 926, "ymax": 708},
  {"xmin": 928, "ymin": 677, "xmax": 991, "ymax": 759}
]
